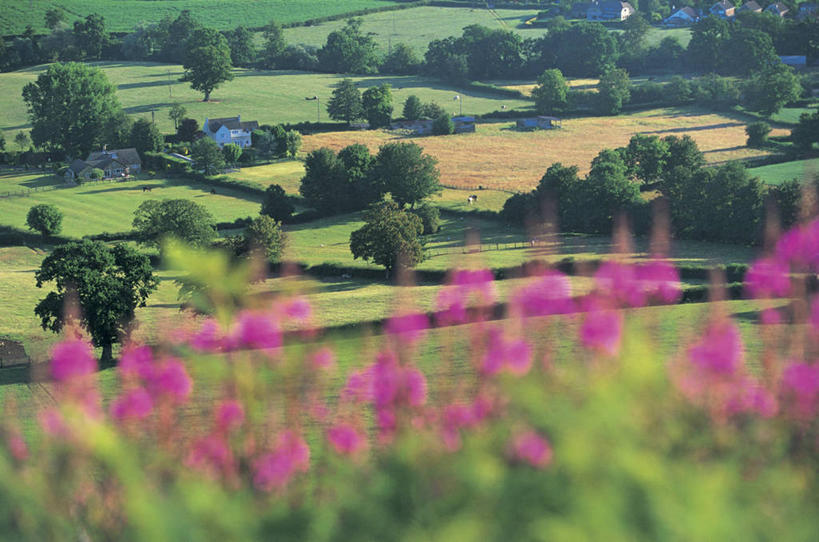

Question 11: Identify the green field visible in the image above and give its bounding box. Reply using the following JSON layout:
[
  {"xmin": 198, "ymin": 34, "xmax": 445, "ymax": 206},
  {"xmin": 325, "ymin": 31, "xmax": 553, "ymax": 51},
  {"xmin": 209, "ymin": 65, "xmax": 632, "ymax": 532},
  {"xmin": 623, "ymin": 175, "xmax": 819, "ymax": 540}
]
[
  {"xmin": 0, "ymin": 175, "xmax": 261, "ymax": 237},
  {"xmin": 0, "ymin": 62, "xmax": 532, "ymax": 140},
  {"xmin": 283, "ymin": 6, "xmax": 691, "ymax": 51},
  {"xmin": 748, "ymin": 158, "xmax": 819, "ymax": 185},
  {"xmin": 0, "ymin": 0, "xmax": 402, "ymax": 35},
  {"xmin": 225, "ymin": 160, "xmax": 305, "ymax": 193}
]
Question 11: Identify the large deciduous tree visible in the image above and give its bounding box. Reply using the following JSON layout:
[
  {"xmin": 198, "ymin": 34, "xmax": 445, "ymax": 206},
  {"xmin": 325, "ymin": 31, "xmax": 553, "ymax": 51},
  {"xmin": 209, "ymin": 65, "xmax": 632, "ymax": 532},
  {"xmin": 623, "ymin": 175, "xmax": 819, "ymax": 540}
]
[
  {"xmin": 261, "ymin": 21, "xmax": 286, "ymax": 68},
  {"xmin": 326, "ymin": 78, "xmax": 363, "ymax": 124},
  {"xmin": 130, "ymin": 118, "xmax": 163, "ymax": 155},
  {"xmin": 742, "ymin": 63, "xmax": 802, "ymax": 117},
  {"xmin": 362, "ymin": 84, "xmax": 393, "ymax": 129},
  {"xmin": 191, "ymin": 137, "xmax": 225, "ymax": 175},
  {"xmin": 26, "ymin": 204, "xmax": 63, "ymax": 237},
  {"xmin": 596, "ymin": 67, "xmax": 631, "ymax": 115},
  {"xmin": 369, "ymin": 142, "xmax": 441, "ymax": 207},
  {"xmin": 133, "ymin": 199, "xmax": 217, "ymax": 248},
  {"xmin": 34, "ymin": 240, "xmax": 157, "ymax": 362},
  {"xmin": 349, "ymin": 200, "xmax": 424, "ymax": 277},
  {"xmin": 22, "ymin": 62, "xmax": 122, "ymax": 157},
  {"xmin": 318, "ymin": 18, "xmax": 379, "ymax": 74},
  {"xmin": 261, "ymin": 184, "xmax": 294, "ymax": 222},
  {"xmin": 532, "ymin": 68, "xmax": 569, "ymax": 115},
  {"xmin": 298, "ymin": 148, "xmax": 346, "ymax": 214},
  {"xmin": 182, "ymin": 28, "xmax": 234, "ymax": 101}
]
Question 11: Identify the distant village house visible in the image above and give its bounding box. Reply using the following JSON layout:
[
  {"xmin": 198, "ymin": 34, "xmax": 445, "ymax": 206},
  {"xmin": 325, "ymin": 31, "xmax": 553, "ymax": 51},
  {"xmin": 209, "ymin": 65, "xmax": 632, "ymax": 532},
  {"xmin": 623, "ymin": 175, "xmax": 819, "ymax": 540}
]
[
  {"xmin": 764, "ymin": 2, "xmax": 789, "ymax": 16},
  {"xmin": 737, "ymin": 1, "xmax": 762, "ymax": 13},
  {"xmin": 663, "ymin": 6, "xmax": 699, "ymax": 26},
  {"xmin": 710, "ymin": 0, "xmax": 735, "ymax": 18},
  {"xmin": 203, "ymin": 116, "xmax": 259, "ymax": 148},
  {"xmin": 65, "ymin": 148, "xmax": 142, "ymax": 182},
  {"xmin": 587, "ymin": 1, "xmax": 636, "ymax": 21}
]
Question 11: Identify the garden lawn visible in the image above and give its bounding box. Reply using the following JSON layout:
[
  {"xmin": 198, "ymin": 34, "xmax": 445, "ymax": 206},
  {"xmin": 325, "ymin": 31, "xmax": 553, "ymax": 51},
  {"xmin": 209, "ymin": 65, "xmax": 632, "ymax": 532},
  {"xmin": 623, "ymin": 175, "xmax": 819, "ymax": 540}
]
[
  {"xmin": 748, "ymin": 158, "xmax": 819, "ymax": 185},
  {"xmin": 0, "ymin": 0, "xmax": 403, "ymax": 34},
  {"xmin": 0, "ymin": 62, "xmax": 532, "ymax": 141},
  {"xmin": 302, "ymin": 107, "xmax": 787, "ymax": 191},
  {"xmin": 0, "ymin": 177, "xmax": 261, "ymax": 238},
  {"xmin": 225, "ymin": 160, "xmax": 305, "ymax": 194},
  {"xmin": 0, "ymin": 169, "xmax": 64, "ymax": 195}
]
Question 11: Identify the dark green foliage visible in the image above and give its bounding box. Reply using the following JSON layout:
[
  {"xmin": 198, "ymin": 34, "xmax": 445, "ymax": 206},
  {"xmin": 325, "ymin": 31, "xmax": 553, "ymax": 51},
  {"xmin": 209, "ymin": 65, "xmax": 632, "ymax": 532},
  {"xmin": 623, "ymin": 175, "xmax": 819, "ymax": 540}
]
[
  {"xmin": 460, "ymin": 25, "xmax": 524, "ymax": 80},
  {"xmin": 103, "ymin": 110, "xmax": 135, "ymax": 151},
  {"xmin": 410, "ymin": 202, "xmax": 440, "ymax": 234},
  {"xmin": 501, "ymin": 192, "xmax": 538, "ymax": 225},
  {"xmin": 424, "ymin": 37, "xmax": 468, "ymax": 83},
  {"xmin": 369, "ymin": 142, "xmax": 440, "ymax": 207},
  {"xmin": 692, "ymin": 74, "xmax": 741, "ymax": 110},
  {"xmin": 88, "ymin": 168, "xmax": 104, "ymax": 181},
  {"xmin": 767, "ymin": 179, "xmax": 803, "ymax": 231},
  {"xmin": 26, "ymin": 204, "xmax": 63, "ymax": 237},
  {"xmin": 743, "ymin": 64, "xmax": 803, "ymax": 117},
  {"xmin": 791, "ymin": 109, "xmax": 819, "ymax": 151},
  {"xmin": 243, "ymin": 215, "xmax": 286, "ymax": 263},
  {"xmin": 659, "ymin": 135, "xmax": 706, "ymax": 189},
  {"xmin": 34, "ymin": 240, "xmax": 156, "ymax": 360},
  {"xmin": 326, "ymin": 79, "xmax": 363, "ymax": 124},
  {"xmin": 160, "ymin": 10, "xmax": 201, "ymax": 63},
  {"xmin": 381, "ymin": 43, "xmax": 421, "ymax": 75},
  {"xmin": 362, "ymin": 84, "xmax": 393, "ymax": 129},
  {"xmin": 130, "ymin": 118, "xmax": 163, "ymax": 155},
  {"xmin": 299, "ymin": 148, "xmax": 346, "ymax": 214},
  {"xmin": 222, "ymin": 142, "xmax": 242, "ymax": 165},
  {"xmin": 580, "ymin": 149, "xmax": 642, "ymax": 233},
  {"xmin": 532, "ymin": 69, "xmax": 569, "ymax": 115},
  {"xmin": 182, "ymin": 28, "xmax": 234, "ymax": 101},
  {"xmin": 686, "ymin": 17, "xmax": 731, "ymax": 73},
  {"xmin": 260, "ymin": 184, "xmax": 294, "ymax": 222},
  {"xmin": 261, "ymin": 20, "xmax": 286, "ymax": 68},
  {"xmin": 73, "ymin": 14, "xmax": 108, "ymax": 60},
  {"xmin": 432, "ymin": 114, "xmax": 454, "ymax": 136},
  {"xmin": 225, "ymin": 25, "xmax": 256, "ymax": 66},
  {"xmin": 252, "ymin": 129, "xmax": 277, "ymax": 156},
  {"xmin": 421, "ymin": 102, "xmax": 447, "ymax": 120},
  {"xmin": 285, "ymin": 130, "xmax": 302, "ymax": 158},
  {"xmin": 596, "ymin": 67, "xmax": 631, "ymax": 115},
  {"xmin": 318, "ymin": 18, "xmax": 378, "ymax": 74},
  {"xmin": 623, "ymin": 134, "xmax": 669, "ymax": 183},
  {"xmin": 191, "ymin": 137, "xmax": 225, "ymax": 175},
  {"xmin": 746, "ymin": 122, "xmax": 772, "ymax": 148},
  {"xmin": 133, "ymin": 198, "xmax": 217, "ymax": 247},
  {"xmin": 22, "ymin": 62, "xmax": 122, "ymax": 157},
  {"xmin": 177, "ymin": 118, "xmax": 200, "ymax": 143},
  {"xmin": 402, "ymin": 95, "xmax": 423, "ymax": 121},
  {"xmin": 14, "ymin": 132, "xmax": 30, "ymax": 151},
  {"xmin": 169, "ymin": 103, "xmax": 187, "ymax": 130},
  {"xmin": 349, "ymin": 200, "xmax": 424, "ymax": 276},
  {"xmin": 44, "ymin": 8, "xmax": 65, "ymax": 30},
  {"xmin": 538, "ymin": 22, "xmax": 619, "ymax": 77}
]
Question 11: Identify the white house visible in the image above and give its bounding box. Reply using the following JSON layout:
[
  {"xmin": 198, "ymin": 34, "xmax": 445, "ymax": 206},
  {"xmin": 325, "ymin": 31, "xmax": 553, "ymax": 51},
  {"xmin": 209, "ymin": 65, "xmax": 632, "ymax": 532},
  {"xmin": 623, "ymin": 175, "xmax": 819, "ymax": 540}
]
[
  {"xmin": 202, "ymin": 116, "xmax": 259, "ymax": 148},
  {"xmin": 587, "ymin": 1, "xmax": 636, "ymax": 20}
]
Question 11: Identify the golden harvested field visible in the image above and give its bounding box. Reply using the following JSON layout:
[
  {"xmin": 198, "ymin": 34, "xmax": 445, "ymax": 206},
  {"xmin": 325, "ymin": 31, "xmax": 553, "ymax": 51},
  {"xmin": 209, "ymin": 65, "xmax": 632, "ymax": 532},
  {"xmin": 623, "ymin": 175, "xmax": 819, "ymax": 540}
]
[{"xmin": 303, "ymin": 108, "xmax": 787, "ymax": 191}]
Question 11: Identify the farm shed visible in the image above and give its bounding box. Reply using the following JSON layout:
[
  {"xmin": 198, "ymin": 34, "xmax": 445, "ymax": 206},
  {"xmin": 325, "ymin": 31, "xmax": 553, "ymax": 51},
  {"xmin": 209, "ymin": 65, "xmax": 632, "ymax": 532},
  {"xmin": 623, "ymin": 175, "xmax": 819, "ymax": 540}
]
[
  {"xmin": 391, "ymin": 119, "xmax": 434, "ymax": 135},
  {"xmin": 453, "ymin": 116, "xmax": 476, "ymax": 133},
  {"xmin": 516, "ymin": 116, "xmax": 562, "ymax": 130}
]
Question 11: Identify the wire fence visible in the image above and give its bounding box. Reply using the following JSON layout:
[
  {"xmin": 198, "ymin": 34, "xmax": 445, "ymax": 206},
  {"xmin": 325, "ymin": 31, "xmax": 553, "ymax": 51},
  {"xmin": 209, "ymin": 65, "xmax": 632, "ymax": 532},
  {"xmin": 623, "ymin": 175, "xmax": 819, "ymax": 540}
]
[
  {"xmin": 425, "ymin": 239, "xmax": 551, "ymax": 258},
  {"xmin": 0, "ymin": 176, "xmax": 134, "ymax": 199}
]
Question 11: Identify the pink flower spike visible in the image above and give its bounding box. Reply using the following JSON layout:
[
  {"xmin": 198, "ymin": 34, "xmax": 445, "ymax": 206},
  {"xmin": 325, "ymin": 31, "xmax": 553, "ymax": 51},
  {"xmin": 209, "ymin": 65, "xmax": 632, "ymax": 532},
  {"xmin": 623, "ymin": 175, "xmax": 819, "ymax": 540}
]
[
  {"xmin": 154, "ymin": 359, "xmax": 193, "ymax": 403},
  {"xmin": 50, "ymin": 338, "xmax": 96, "ymax": 382},
  {"xmin": 636, "ymin": 260, "xmax": 681, "ymax": 304},
  {"xmin": 190, "ymin": 318, "xmax": 224, "ymax": 352},
  {"xmin": 403, "ymin": 367, "xmax": 428, "ymax": 406},
  {"xmin": 327, "ymin": 423, "xmax": 368, "ymax": 456},
  {"xmin": 511, "ymin": 431, "xmax": 553, "ymax": 469},
  {"xmin": 579, "ymin": 302, "xmax": 623, "ymax": 357},
  {"xmin": 310, "ymin": 347, "xmax": 336, "ymax": 370},
  {"xmin": 5, "ymin": 429, "xmax": 28, "ymax": 462},
  {"xmin": 781, "ymin": 361, "xmax": 819, "ymax": 419},
  {"xmin": 253, "ymin": 430, "xmax": 310, "ymax": 491},
  {"xmin": 233, "ymin": 310, "xmax": 282, "ymax": 352},
  {"xmin": 688, "ymin": 321, "xmax": 744, "ymax": 375},
  {"xmin": 285, "ymin": 297, "xmax": 312, "ymax": 321},
  {"xmin": 119, "ymin": 345, "xmax": 155, "ymax": 380},
  {"xmin": 341, "ymin": 367, "xmax": 374, "ymax": 403},
  {"xmin": 385, "ymin": 312, "xmax": 429, "ymax": 344},
  {"xmin": 186, "ymin": 435, "xmax": 234, "ymax": 478},
  {"xmin": 511, "ymin": 270, "xmax": 573, "ymax": 318},
  {"xmin": 594, "ymin": 261, "xmax": 645, "ymax": 308},
  {"xmin": 760, "ymin": 307, "xmax": 782, "ymax": 325},
  {"xmin": 745, "ymin": 257, "xmax": 790, "ymax": 299},
  {"xmin": 215, "ymin": 400, "xmax": 244, "ymax": 433},
  {"xmin": 110, "ymin": 387, "xmax": 153, "ymax": 422}
]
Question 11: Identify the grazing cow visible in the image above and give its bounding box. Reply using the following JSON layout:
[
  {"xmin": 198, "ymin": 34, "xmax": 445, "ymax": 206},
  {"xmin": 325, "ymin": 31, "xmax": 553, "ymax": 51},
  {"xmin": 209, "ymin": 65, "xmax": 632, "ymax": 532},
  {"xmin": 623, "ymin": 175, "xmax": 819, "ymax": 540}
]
[
  {"xmin": 467, "ymin": 194, "xmax": 478, "ymax": 204},
  {"xmin": 142, "ymin": 186, "xmax": 152, "ymax": 192}
]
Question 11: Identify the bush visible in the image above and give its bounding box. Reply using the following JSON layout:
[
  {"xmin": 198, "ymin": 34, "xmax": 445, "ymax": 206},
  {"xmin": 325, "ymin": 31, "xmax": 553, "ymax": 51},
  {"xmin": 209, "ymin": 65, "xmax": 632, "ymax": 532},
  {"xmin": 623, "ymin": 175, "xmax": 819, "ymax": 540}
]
[
  {"xmin": 746, "ymin": 121, "xmax": 772, "ymax": 148},
  {"xmin": 432, "ymin": 113, "xmax": 454, "ymax": 136},
  {"xmin": 411, "ymin": 202, "xmax": 440, "ymax": 234},
  {"xmin": 260, "ymin": 184, "xmax": 294, "ymax": 222},
  {"xmin": 88, "ymin": 168, "xmax": 104, "ymax": 181}
]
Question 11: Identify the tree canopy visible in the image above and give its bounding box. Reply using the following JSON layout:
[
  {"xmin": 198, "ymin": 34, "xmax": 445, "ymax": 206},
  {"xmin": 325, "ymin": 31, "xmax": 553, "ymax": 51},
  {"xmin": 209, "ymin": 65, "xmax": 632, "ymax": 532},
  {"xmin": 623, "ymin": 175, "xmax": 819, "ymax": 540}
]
[
  {"xmin": 261, "ymin": 184, "xmax": 294, "ymax": 222},
  {"xmin": 26, "ymin": 204, "xmax": 63, "ymax": 237},
  {"xmin": 191, "ymin": 137, "xmax": 225, "ymax": 175},
  {"xmin": 22, "ymin": 62, "xmax": 122, "ymax": 157},
  {"xmin": 532, "ymin": 69, "xmax": 569, "ymax": 115},
  {"xmin": 349, "ymin": 200, "xmax": 424, "ymax": 277},
  {"xmin": 326, "ymin": 79, "xmax": 363, "ymax": 124},
  {"xmin": 132, "ymin": 199, "xmax": 217, "ymax": 248},
  {"xmin": 182, "ymin": 28, "xmax": 234, "ymax": 101},
  {"xmin": 34, "ymin": 240, "xmax": 156, "ymax": 361},
  {"xmin": 369, "ymin": 142, "xmax": 441, "ymax": 207},
  {"xmin": 318, "ymin": 18, "xmax": 378, "ymax": 74},
  {"xmin": 362, "ymin": 84, "xmax": 393, "ymax": 128}
]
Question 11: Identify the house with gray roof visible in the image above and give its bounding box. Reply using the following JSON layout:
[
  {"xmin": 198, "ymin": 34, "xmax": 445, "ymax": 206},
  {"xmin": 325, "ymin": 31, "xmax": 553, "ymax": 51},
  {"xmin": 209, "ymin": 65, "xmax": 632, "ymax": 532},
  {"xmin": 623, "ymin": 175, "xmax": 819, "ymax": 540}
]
[
  {"xmin": 710, "ymin": 0, "xmax": 736, "ymax": 17},
  {"xmin": 65, "ymin": 148, "xmax": 142, "ymax": 182},
  {"xmin": 764, "ymin": 2, "xmax": 789, "ymax": 16},
  {"xmin": 203, "ymin": 115, "xmax": 259, "ymax": 148},
  {"xmin": 737, "ymin": 1, "xmax": 762, "ymax": 13},
  {"xmin": 664, "ymin": 6, "xmax": 700, "ymax": 25},
  {"xmin": 587, "ymin": 0, "xmax": 636, "ymax": 20}
]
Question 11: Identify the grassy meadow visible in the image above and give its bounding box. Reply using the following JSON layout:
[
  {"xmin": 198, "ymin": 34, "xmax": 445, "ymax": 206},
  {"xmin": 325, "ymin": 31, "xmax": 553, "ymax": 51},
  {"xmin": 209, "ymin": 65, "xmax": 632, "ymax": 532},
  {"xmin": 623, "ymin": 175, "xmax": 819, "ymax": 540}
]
[
  {"xmin": 0, "ymin": 175, "xmax": 261, "ymax": 237},
  {"xmin": 302, "ymin": 108, "xmax": 787, "ymax": 191},
  {"xmin": 0, "ymin": 0, "xmax": 402, "ymax": 34},
  {"xmin": 282, "ymin": 6, "xmax": 691, "ymax": 51},
  {"xmin": 748, "ymin": 157, "xmax": 819, "ymax": 185},
  {"xmin": 0, "ymin": 62, "xmax": 532, "ymax": 141}
]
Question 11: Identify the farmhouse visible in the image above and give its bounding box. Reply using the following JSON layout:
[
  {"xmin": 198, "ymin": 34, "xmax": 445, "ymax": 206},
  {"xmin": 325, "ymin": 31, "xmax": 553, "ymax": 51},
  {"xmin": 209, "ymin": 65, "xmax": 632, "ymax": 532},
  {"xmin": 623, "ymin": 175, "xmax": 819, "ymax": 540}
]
[
  {"xmin": 737, "ymin": 1, "xmax": 762, "ymax": 13},
  {"xmin": 709, "ymin": 0, "xmax": 735, "ymax": 18},
  {"xmin": 516, "ymin": 116, "xmax": 562, "ymax": 130},
  {"xmin": 587, "ymin": 1, "xmax": 636, "ymax": 21},
  {"xmin": 764, "ymin": 2, "xmax": 789, "ymax": 16},
  {"xmin": 664, "ymin": 6, "xmax": 699, "ymax": 26},
  {"xmin": 203, "ymin": 115, "xmax": 259, "ymax": 148},
  {"xmin": 65, "ymin": 148, "xmax": 142, "ymax": 182},
  {"xmin": 453, "ymin": 116, "xmax": 476, "ymax": 133}
]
